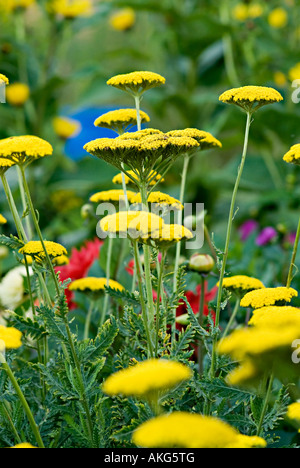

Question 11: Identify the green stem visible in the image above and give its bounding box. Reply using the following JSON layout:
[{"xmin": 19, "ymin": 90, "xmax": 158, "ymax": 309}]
[
  {"xmin": 256, "ymin": 373, "xmax": 274, "ymax": 437},
  {"xmin": 0, "ymin": 352, "xmax": 45, "ymax": 448},
  {"xmin": 100, "ymin": 236, "xmax": 113, "ymax": 327},
  {"xmin": 286, "ymin": 216, "xmax": 300, "ymax": 288},
  {"xmin": 19, "ymin": 165, "xmax": 60, "ymax": 296},
  {"xmin": 84, "ymin": 300, "xmax": 94, "ymax": 340},
  {"xmin": 155, "ymin": 250, "xmax": 166, "ymax": 357},
  {"xmin": 198, "ymin": 275, "xmax": 206, "ymax": 374},
  {"xmin": 204, "ymin": 224, "xmax": 218, "ymax": 262},
  {"xmin": 16, "ymin": 166, "xmax": 33, "ymax": 240},
  {"xmin": 221, "ymin": 297, "xmax": 240, "ymax": 340},
  {"xmin": 220, "ymin": 0, "xmax": 240, "ymax": 87},
  {"xmin": 1, "ymin": 173, "xmax": 27, "ymax": 241},
  {"xmin": 210, "ymin": 111, "xmax": 252, "ymax": 379}
]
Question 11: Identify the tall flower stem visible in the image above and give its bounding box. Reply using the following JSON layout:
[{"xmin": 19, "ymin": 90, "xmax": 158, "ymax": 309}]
[
  {"xmin": 19, "ymin": 165, "xmax": 60, "ymax": 296},
  {"xmin": 101, "ymin": 235, "xmax": 113, "ymax": 326},
  {"xmin": 198, "ymin": 275, "xmax": 206, "ymax": 374},
  {"xmin": 155, "ymin": 250, "xmax": 166, "ymax": 357},
  {"xmin": 256, "ymin": 373, "xmax": 274, "ymax": 437},
  {"xmin": 286, "ymin": 216, "xmax": 300, "ymax": 288},
  {"xmin": 210, "ymin": 111, "xmax": 252, "ymax": 379},
  {"xmin": 1, "ymin": 173, "xmax": 27, "ymax": 242},
  {"xmin": 0, "ymin": 352, "xmax": 45, "ymax": 448},
  {"xmin": 221, "ymin": 297, "xmax": 240, "ymax": 340},
  {"xmin": 133, "ymin": 241, "xmax": 154, "ymax": 357},
  {"xmin": 16, "ymin": 166, "xmax": 33, "ymax": 240},
  {"xmin": 84, "ymin": 300, "xmax": 94, "ymax": 340}
]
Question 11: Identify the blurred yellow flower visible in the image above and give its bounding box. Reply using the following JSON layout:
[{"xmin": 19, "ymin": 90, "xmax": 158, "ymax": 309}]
[
  {"xmin": 6, "ymin": 83, "xmax": 30, "ymax": 107},
  {"xmin": 100, "ymin": 211, "xmax": 164, "ymax": 240},
  {"xmin": 53, "ymin": 116, "xmax": 81, "ymax": 140},
  {"xmin": 132, "ymin": 191, "xmax": 183, "ymax": 210},
  {"xmin": 268, "ymin": 8, "xmax": 288, "ymax": 29},
  {"xmin": 248, "ymin": 306, "xmax": 300, "ymax": 328},
  {"xmin": 109, "ymin": 8, "xmax": 136, "ymax": 32},
  {"xmin": 283, "ymin": 144, "xmax": 300, "ymax": 165},
  {"xmin": 289, "ymin": 63, "xmax": 300, "ymax": 82},
  {"xmin": 94, "ymin": 109, "xmax": 150, "ymax": 133},
  {"xmin": 48, "ymin": 0, "xmax": 92, "ymax": 19},
  {"xmin": 233, "ymin": 3, "xmax": 263, "ymax": 21},
  {"xmin": 240, "ymin": 287, "xmax": 298, "ymax": 308},
  {"xmin": 287, "ymin": 403, "xmax": 300, "ymax": 423},
  {"xmin": 273, "ymin": 71, "xmax": 287, "ymax": 87},
  {"xmin": 0, "ymin": 325, "xmax": 22, "ymax": 350},
  {"xmin": 102, "ymin": 359, "xmax": 192, "ymax": 398},
  {"xmin": 0, "ymin": 73, "xmax": 9, "ymax": 85},
  {"xmin": 0, "ymin": 214, "xmax": 7, "ymax": 224},
  {"xmin": 10, "ymin": 442, "xmax": 37, "ymax": 448},
  {"xmin": 89, "ymin": 189, "xmax": 136, "ymax": 205}
]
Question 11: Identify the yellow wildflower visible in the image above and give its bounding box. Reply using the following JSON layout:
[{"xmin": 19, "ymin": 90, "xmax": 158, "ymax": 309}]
[
  {"xmin": 94, "ymin": 109, "xmax": 150, "ymax": 133},
  {"xmin": 99, "ymin": 211, "xmax": 164, "ymax": 240},
  {"xmin": 148, "ymin": 224, "xmax": 194, "ymax": 249},
  {"xmin": 109, "ymin": 8, "xmax": 136, "ymax": 31},
  {"xmin": 69, "ymin": 277, "xmax": 124, "ymax": 293},
  {"xmin": 219, "ymin": 86, "xmax": 283, "ymax": 112},
  {"xmin": 10, "ymin": 442, "xmax": 37, "ymax": 448},
  {"xmin": 132, "ymin": 412, "xmax": 265, "ymax": 448},
  {"xmin": 132, "ymin": 191, "xmax": 183, "ymax": 210},
  {"xmin": 167, "ymin": 128, "xmax": 222, "ymax": 150},
  {"xmin": 232, "ymin": 3, "xmax": 248, "ymax": 21},
  {"xmin": 107, "ymin": 71, "xmax": 166, "ymax": 95},
  {"xmin": 52, "ymin": 255, "xmax": 69, "ymax": 266},
  {"xmin": 102, "ymin": 359, "xmax": 192, "ymax": 398},
  {"xmin": 227, "ymin": 435, "xmax": 267, "ymax": 449},
  {"xmin": 0, "ymin": 136, "xmax": 53, "ymax": 165},
  {"xmin": 19, "ymin": 240, "xmax": 67, "ymax": 260},
  {"xmin": 47, "ymin": 0, "xmax": 92, "ymax": 18},
  {"xmin": 287, "ymin": 403, "xmax": 300, "ymax": 423},
  {"xmin": 248, "ymin": 306, "xmax": 300, "ymax": 328},
  {"xmin": 283, "ymin": 144, "xmax": 300, "ymax": 165},
  {"xmin": 225, "ymin": 360, "xmax": 260, "ymax": 388},
  {"xmin": 112, "ymin": 170, "xmax": 164, "ymax": 187},
  {"xmin": 274, "ymin": 71, "xmax": 287, "ymax": 87},
  {"xmin": 240, "ymin": 287, "xmax": 298, "ymax": 308},
  {"xmin": 218, "ymin": 275, "xmax": 265, "ymax": 296},
  {"xmin": 6, "ymin": 83, "xmax": 30, "ymax": 107},
  {"xmin": 118, "ymin": 128, "xmax": 163, "ymax": 140},
  {"xmin": 0, "ymin": 74, "xmax": 9, "ymax": 85},
  {"xmin": 53, "ymin": 116, "xmax": 81, "ymax": 140},
  {"xmin": 89, "ymin": 189, "xmax": 136, "ymax": 205},
  {"xmin": 289, "ymin": 63, "xmax": 300, "ymax": 82},
  {"xmin": 268, "ymin": 8, "xmax": 288, "ymax": 29},
  {"xmin": 0, "ymin": 325, "xmax": 22, "ymax": 350},
  {"xmin": 0, "ymin": 214, "xmax": 7, "ymax": 224},
  {"xmin": 0, "ymin": 158, "xmax": 15, "ymax": 175}
]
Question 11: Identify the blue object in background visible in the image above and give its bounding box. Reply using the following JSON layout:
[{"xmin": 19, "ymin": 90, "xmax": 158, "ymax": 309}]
[{"xmin": 64, "ymin": 107, "xmax": 143, "ymax": 161}]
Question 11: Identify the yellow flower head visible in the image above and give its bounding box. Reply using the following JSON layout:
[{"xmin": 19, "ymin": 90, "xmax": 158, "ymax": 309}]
[
  {"xmin": 0, "ymin": 213, "xmax": 7, "ymax": 224},
  {"xmin": 219, "ymin": 275, "xmax": 265, "ymax": 296},
  {"xmin": 289, "ymin": 63, "xmax": 300, "ymax": 82},
  {"xmin": 19, "ymin": 240, "xmax": 67, "ymax": 260},
  {"xmin": 89, "ymin": 189, "xmax": 137, "ymax": 205},
  {"xmin": 219, "ymin": 86, "xmax": 283, "ymax": 112},
  {"xmin": 248, "ymin": 306, "xmax": 300, "ymax": 328},
  {"xmin": 240, "ymin": 287, "xmax": 298, "ymax": 309},
  {"xmin": 69, "ymin": 277, "xmax": 124, "ymax": 294},
  {"xmin": 225, "ymin": 360, "xmax": 260, "ymax": 388},
  {"xmin": 132, "ymin": 411, "xmax": 265, "ymax": 448},
  {"xmin": 10, "ymin": 442, "xmax": 37, "ymax": 448},
  {"xmin": 274, "ymin": 71, "xmax": 287, "ymax": 88},
  {"xmin": 100, "ymin": 211, "xmax": 164, "ymax": 240},
  {"xmin": 94, "ymin": 109, "xmax": 150, "ymax": 134},
  {"xmin": 0, "ymin": 157, "xmax": 15, "ymax": 174},
  {"xmin": 283, "ymin": 144, "xmax": 300, "ymax": 166},
  {"xmin": 53, "ymin": 116, "xmax": 81, "ymax": 140},
  {"xmin": 112, "ymin": 169, "xmax": 164, "ymax": 187},
  {"xmin": 0, "ymin": 325, "xmax": 22, "ymax": 350},
  {"xmin": 109, "ymin": 8, "xmax": 136, "ymax": 31},
  {"xmin": 102, "ymin": 359, "xmax": 192, "ymax": 399},
  {"xmin": 268, "ymin": 8, "xmax": 288, "ymax": 29},
  {"xmin": 0, "ymin": 74, "xmax": 9, "ymax": 85},
  {"xmin": 52, "ymin": 254, "xmax": 69, "ymax": 266},
  {"xmin": 6, "ymin": 83, "xmax": 30, "ymax": 107},
  {"xmin": 107, "ymin": 71, "xmax": 166, "ymax": 96},
  {"xmin": 118, "ymin": 128, "xmax": 163, "ymax": 140},
  {"xmin": 287, "ymin": 402, "xmax": 300, "ymax": 423},
  {"xmin": 0, "ymin": 135, "xmax": 53, "ymax": 165},
  {"xmin": 232, "ymin": 3, "xmax": 264, "ymax": 22},
  {"xmin": 227, "ymin": 435, "xmax": 267, "ymax": 449},
  {"xmin": 47, "ymin": 0, "xmax": 92, "ymax": 18},
  {"xmin": 148, "ymin": 224, "xmax": 194, "ymax": 249},
  {"xmin": 132, "ymin": 191, "xmax": 183, "ymax": 211},
  {"xmin": 167, "ymin": 128, "xmax": 222, "ymax": 151}
]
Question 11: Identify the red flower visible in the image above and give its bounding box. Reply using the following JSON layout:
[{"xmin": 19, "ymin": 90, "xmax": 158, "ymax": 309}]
[
  {"xmin": 176, "ymin": 282, "xmax": 217, "ymax": 330},
  {"xmin": 55, "ymin": 238, "xmax": 103, "ymax": 309}
]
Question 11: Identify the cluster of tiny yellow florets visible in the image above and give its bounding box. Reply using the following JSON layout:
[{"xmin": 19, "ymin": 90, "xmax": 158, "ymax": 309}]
[
  {"xmin": 94, "ymin": 109, "xmax": 150, "ymax": 132},
  {"xmin": 69, "ymin": 277, "xmax": 124, "ymax": 293},
  {"xmin": 19, "ymin": 240, "xmax": 67, "ymax": 260}
]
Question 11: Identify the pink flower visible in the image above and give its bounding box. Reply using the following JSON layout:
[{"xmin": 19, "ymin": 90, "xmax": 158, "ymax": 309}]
[
  {"xmin": 255, "ymin": 227, "xmax": 277, "ymax": 246},
  {"xmin": 239, "ymin": 219, "xmax": 258, "ymax": 241}
]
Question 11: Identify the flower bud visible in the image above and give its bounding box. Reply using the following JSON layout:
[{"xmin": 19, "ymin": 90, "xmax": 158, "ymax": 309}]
[
  {"xmin": 81, "ymin": 203, "xmax": 94, "ymax": 220},
  {"xmin": 188, "ymin": 253, "xmax": 215, "ymax": 273}
]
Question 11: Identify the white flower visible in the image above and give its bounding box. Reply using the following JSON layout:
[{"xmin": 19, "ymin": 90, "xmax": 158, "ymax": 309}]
[{"xmin": 0, "ymin": 266, "xmax": 32, "ymax": 310}]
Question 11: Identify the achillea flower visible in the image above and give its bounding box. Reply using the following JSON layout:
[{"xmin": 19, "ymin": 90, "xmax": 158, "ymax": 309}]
[
  {"xmin": 10, "ymin": 443, "xmax": 37, "ymax": 448},
  {"xmin": 287, "ymin": 403, "xmax": 300, "ymax": 423},
  {"xmin": 53, "ymin": 116, "xmax": 81, "ymax": 140},
  {"xmin": 102, "ymin": 359, "xmax": 192, "ymax": 398},
  {"xmin": 227, "ymin": 435, "xmax": 267, "ymax": 449},
  {"xmin": 219, "ymin": 86, "xmax": 283, "ymax": 112},
  {"xmin": 0, "ymin": 135, "xmax": 53, "ymax": 165},
  {"xmin": 167, "ymin": 128, "xmax": 222, "ymax": 150},
  {"xmin": 69, "ymin": 277, "xmax": 124, "ymax": 294},
  {"xmin": 109, "ymin": 7, "xmax": 136, "ymax": 31},
  {"xmin": 107, "ymin": 71, "xmax": 166, "ymax": 96},
  {"xmin": 52, "ymin": 254, "xmax": 69, "ymax": 266},
  {"xmin": 100, "ymin": 211, "xmax": 164, "ymax": 240},
  {"xmin": 94, "ymin": 109, "xmax": 150, "ymax": 133},
  {"xmin": 132, "ymin": 412, "xmax": 265, "ymax": 448},
  {"xmin": 0, "ymin": 325, "xmax": 22, "ymax": 350},
  {"xmin": 0, "ymin": 74, "xmax": 9, "ymax": 85},
  {"xmin": 47, "ymin": 0, "xmax": 92, "ymax": 18},
  {"xmin": 219, "ymin": 275, "xmax": 265, "ymax": 296},
  {"xmin": 240, "ymin": 287, "xmax": 298, "ymax": 308},
  {"xmin": 283, "ymin": 144, "xmax": 300, "ymax": 165},
  {"xmin": 0, "ymin": 157, "xmax": 15, "ymax": 174},
  {"xmin": 132, "ymin": 191, "xmax": 183, "ymax": 210},
  {"xmin": 6, "ymin": 83, "xmax": 30, "ymax": 107},
  {"xmin": 118, "ymin": 128, "xmax": 163, "ymax": 140},
  {"xmin": 274, "ymin": 71, "xmax": 287, "ymax": 87},
  {"xmin": 232, "ymin": 3, "xmax": 264, "ymax": 21},
  {"xmin": 144, "ymin": 224, "xmax": 193, "ymax": 249},
  {"xmin": 248, "ymin": 306, "xmax": 300, "ymax": 328},
  {"xmin": 113, "ymin": 169, "xmax": 164, "ymax": 187},
  {"xmin": 225, "ymin": 360, "xmax": 260, "ymax": 388},
  {"xmin": 89, "ymin": 189, "xmax": 136, "ymax": 205},
  {"xmin": 19, "ymin": 240, "xmax": 67, "ymax": 260},
  {"xmin": 0, "ymin": 213, "xmax": 7, "ymax": 224},
  {"xmin": 268, "ymin": 8, "xmax": 288, "ymax": 29}
]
